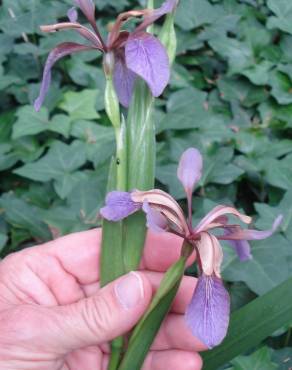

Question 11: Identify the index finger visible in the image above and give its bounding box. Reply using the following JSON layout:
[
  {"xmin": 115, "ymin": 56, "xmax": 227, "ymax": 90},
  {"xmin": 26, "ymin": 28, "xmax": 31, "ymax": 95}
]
[{"xmin": 41, "ymin": 228, "xmax": 195, "ymax": 285}]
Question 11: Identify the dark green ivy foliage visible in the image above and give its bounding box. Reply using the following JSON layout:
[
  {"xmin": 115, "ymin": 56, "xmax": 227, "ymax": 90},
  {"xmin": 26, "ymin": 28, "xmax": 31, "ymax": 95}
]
[{"xmin": 0, "ymin": 0, "xmax": 291, "ymax": 368}]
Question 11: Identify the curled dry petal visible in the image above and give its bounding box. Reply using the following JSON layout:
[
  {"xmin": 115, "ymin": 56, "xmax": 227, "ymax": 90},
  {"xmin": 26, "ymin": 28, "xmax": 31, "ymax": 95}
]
[
  {"xmin": 177, "ymin": 148, "xmax": 203, "ymax": 196},
  {"xmin": 143, "ymin": 201, "xmax": 168, "ymax": 233},
  {"xmin": 34, "ymin": 42, "xmax": 93, "ymax": 111},
  {"xmin": 131, "ymin": 189, "xmax": 189, "ymax": 235},
  {"xmin": 194, "ymin": 205, "xmax": 252, "ymax": 235},
  {"xmin": 125, "ymin": 32, "xmax": 170, "ymax": 98},
  {"xmin": 185, "ymin": 275, "xmax": 230, "ymax": 349},
  {"xmin": 113, "ymin": 51, "xmax": 137, "ymax": 107},
  {"xmin": 100, "ymin": 191, "xmax": 141, "ymax": 221},
  {"xmin": 40, "ymin": 22, "xmax": 103, "ymax": 50},
  {"xmin": 197, "ymin": 232, "xmax": 223, "ymax": 277},
  {"xmin": 135, "ymin": 0, "xmax": 179, "ymax": 33}
]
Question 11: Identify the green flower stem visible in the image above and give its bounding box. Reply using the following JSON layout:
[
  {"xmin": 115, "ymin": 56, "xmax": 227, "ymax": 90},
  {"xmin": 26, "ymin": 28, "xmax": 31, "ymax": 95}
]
[{"xmin": 118, "ymin": 241, "xmax": 194, "ymax": 370}]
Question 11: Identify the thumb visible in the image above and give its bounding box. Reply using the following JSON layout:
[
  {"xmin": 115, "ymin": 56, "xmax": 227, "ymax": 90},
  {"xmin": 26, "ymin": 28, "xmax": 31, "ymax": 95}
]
[{"xmin": 49, "ymin": 272, "xmax": 152, "ymax": 352}]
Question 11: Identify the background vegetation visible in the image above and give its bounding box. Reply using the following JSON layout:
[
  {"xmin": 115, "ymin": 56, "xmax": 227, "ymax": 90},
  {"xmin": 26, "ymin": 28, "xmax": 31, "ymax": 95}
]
[{"xmin": 0, "ymin": 0, "xmax": 291, "ymax": 368}]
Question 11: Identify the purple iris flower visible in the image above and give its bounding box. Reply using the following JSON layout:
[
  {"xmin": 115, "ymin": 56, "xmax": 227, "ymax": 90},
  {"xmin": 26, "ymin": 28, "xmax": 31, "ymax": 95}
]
[
  {"xmin": 100, "ymin": 147, "xmax": 283, "ymax": 349},
  {"xmin": 34, "ymin": 0, "xmax": 178, "ymax": 111}
]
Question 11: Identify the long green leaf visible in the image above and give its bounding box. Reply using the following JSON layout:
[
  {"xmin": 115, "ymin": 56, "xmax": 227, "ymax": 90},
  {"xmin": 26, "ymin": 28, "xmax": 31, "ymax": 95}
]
[
  {"xmin": 100, "ymin": 158, "xmax": 125, "ymax": 286},
  {"xmin": 124, "ymin": 79, "xmax": 155, "ymax": 272},
  {"xmin": 202, "ymin": 276, "xmax": 292, "ymax": 370},
  {"xmin": 118, "ymin": 256, "xmax": 187, "ymax": 370}
]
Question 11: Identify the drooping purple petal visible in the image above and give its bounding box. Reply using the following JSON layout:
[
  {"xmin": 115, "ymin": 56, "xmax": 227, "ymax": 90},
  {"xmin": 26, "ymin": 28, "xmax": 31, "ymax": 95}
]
[
  {"xmin": 222, "ymin": 215, "xmax": 283, "ymax": 241},
  {"xmin": 185, "ymin": 275, "xmax": 230, "ymax": 349},
  {"xmin": 125, "ymin": 32, "xmax": 170, "ymax": 98},
  {"xmin": 135, "ymin": 0, "xmax": 178, "ymax": 33},
  {"xmin": 67, "ymin": 7, "xmax": 78, "ymax": 22},
  {"xmin": 227, "ymin": 239, "xmax": 252, "ymax": 261},
  {"xmin": 177, "ymin": 148, "xmax": 203, "ymax": 196},
  {"xmin": 34, "ymin": 42, "xmax": 93, "ymax": 112},
  {"xmin": 142, "ymin": 201, "xmax": 168, "ymax": 233},
  {"xmin": 100, "ymin": 191, "xmax": 141, "ymax": 221},
  {"xmin": 113, "ymin": 52, "xmax": 137, "ymax": 107}
]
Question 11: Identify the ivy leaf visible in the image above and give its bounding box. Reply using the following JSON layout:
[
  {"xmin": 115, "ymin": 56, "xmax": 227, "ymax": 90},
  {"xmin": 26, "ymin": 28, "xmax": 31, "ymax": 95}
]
[
  {"xmin": 12, "ymin": 106, "xmax": 72, "ymax": 139},
  {"xmin": 175, "ymin": 0, "xmax": 223, "ymax": 30},
  {"xmin": 230, "ymin": 347, "xmax": 277, "ymax": 370},
  {"xmin": 267, "ymin": 0, "xmax": 292, "ymax": 35},
  {"xmin": 158, "ymin": 87, "xmax": 209, "ymax": 132},
  {"xmin": 14, "ymin": 140, "xmax": 87, "ymax": 183},
  {"xmin": 0, "ymin": 193, "xmax": 51, "ymax": 241},
  {"xmin": 59, "ymin": 90, "xmax": 100, "ymax": 121}
]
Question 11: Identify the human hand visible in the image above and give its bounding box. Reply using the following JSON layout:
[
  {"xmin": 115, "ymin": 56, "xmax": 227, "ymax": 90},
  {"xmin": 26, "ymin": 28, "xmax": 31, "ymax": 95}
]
[{"xmin": 0, "ymin": 229, "xmax": 205, "ymax": 370}]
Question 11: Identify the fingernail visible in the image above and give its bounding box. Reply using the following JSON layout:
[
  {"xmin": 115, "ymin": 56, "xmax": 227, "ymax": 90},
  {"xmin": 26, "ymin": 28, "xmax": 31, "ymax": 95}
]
[{"xmin": 115, "ymin": 272, "xmax": 144, "ymax": 310}]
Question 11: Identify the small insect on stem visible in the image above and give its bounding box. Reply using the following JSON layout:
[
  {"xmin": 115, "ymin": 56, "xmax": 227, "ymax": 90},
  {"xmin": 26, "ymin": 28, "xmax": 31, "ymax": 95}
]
[{"xmin": 116, "ymin": 158, "xmax": 121, "ymax": 165}]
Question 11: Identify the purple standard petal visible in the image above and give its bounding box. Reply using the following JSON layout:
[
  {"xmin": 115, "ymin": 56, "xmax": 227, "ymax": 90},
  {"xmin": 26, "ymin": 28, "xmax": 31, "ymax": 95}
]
[
  {"xmin": 142, "ymin": 201, "xmax": 168, "ymax": 233},
  {"xmin": 34, "ymin": 42, "xmax": 93, "ymax": 112},
  {"xmin": 223, "ymin": 215, "xmax": 283, "ymax": 241},
  {"xmin": 135, "ymin": 0, "xmax": 178, "ymax": 33},
  {"xmin": 100, "ymin": 191, "xmax": 141, "ymax": 221},
  {"xmin": 125, "ymin": 32, "xmax": 170, "ymax": 98},
  {"xmin": 177, "ymin": 148, "xmax": 203, "ymax": 195},
  {"xmin": 113, "ymin": 52, "xmax": 137, "ymax": 107},
  {"xmin": 185, "ymin": 275, "xmax": 230, "ymax": 349}
]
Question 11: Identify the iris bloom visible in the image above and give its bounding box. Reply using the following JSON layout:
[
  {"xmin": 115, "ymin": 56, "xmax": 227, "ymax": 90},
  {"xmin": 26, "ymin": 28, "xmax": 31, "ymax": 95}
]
[
  {"xmin": 100, "ymin": 148, "xmax": 282, "ymax": 348},
  {"xmin": 34, "ymin": 0, "xmax": 177, "ymax": 111}
]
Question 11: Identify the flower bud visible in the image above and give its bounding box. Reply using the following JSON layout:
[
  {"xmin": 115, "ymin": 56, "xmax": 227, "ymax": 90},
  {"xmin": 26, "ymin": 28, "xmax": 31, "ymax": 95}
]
[
  {"xmin": 159, "ymin": 12, "xmax": 177, "ymax": 65},
  {"xmin": 103, "ymin": 52, "xmax": 121, "ymax": 129}
]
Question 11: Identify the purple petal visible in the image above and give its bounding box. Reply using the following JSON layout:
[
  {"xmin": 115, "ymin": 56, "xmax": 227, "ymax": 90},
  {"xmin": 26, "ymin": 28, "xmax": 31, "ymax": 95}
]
[
  {"xmin": 185, "ymin": 275, "xmax": 230, "ymax": 349},
  {"xmin": 136, "ymin": 0, "xmax": 178, "ymax": 33},
  {"xmin": 223, "ymin": 215, "xmax": 283, "ymax": 241},
  {"xmin": 67, "ymin": 7, "xmax": 78, "ymax": 22},
  {"xmin": 113, "ymin": 52, "xmax": 137, "ymax": 107},
  {"xmin": 34, "ymin": 42, "xmax": 92, "ymax": 112},
  {"xmin": 177, "ymin": 148, "xmax": 203, "ymax": 196},
  {"xmin": 227, "ymin": 239, "xmax": 252, "ymax": 261},
  {"xmin": 142, "ymin": 201, "xmax": 168, "ymax": 233},
  {"xmin": 125, "ymin": 32, "xmax": 170, "ymax": 98},
  {"xmin": 100, "ymin": 191, "xmax": 141, "ymax": 221}
]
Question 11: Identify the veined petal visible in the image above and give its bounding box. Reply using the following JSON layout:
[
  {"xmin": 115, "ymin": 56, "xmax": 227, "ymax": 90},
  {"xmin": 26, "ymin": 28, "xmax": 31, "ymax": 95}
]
[
  {"xmin": 142, "ymin": 201, "xmax": 168, "ymax": 233},
  {"xmin": 113, "ymin": 51, "xmax": 137, "ymax": 107},
  {"xmin": 100, "ymin": 191, "xmax": 141, "ymax": 221},
  {"xmin": 135, "ymin": 0, "xmax": 178, "ymax": 33},
  {"xmin": 125, "ymin": 32, "xmax": 170, "ymax": 98},
  {"xmin": 177, "ymin": 148, "xmax": 203, "ymax": 195},
  {"xmin": 222, "ymin": 215, "xmax": 283, "ymax": 241},
  {"xmin": 185, "ymin": 275, "xmax": 230, "ymax": 349},
  {"xmin": 197, "ymin": 232, "xmax": 223, "ymax": 277},
  {"xmin": 34, "ymin": 42, "xmax": 93, "ymax": 112},
  {"xmin": 194, "ymin": 205, "xmax": 252, "ymax": 234},
  {"xmin": 131, "ymin": 189, "xmax": 189, "ymax": 234}
]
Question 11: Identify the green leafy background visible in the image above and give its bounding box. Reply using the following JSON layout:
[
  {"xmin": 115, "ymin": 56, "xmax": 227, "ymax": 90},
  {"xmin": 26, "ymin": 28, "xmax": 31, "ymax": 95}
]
[{"xmin": 0, "ymin": 0, "xmax": 291, "ymax": 368}]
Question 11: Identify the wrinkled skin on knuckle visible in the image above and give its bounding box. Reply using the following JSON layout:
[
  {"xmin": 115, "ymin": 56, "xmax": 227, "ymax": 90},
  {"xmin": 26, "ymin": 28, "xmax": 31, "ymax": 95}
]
[{"xmin": 81, "ymin": 293, "xmax": 115, "ymax": 342}]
